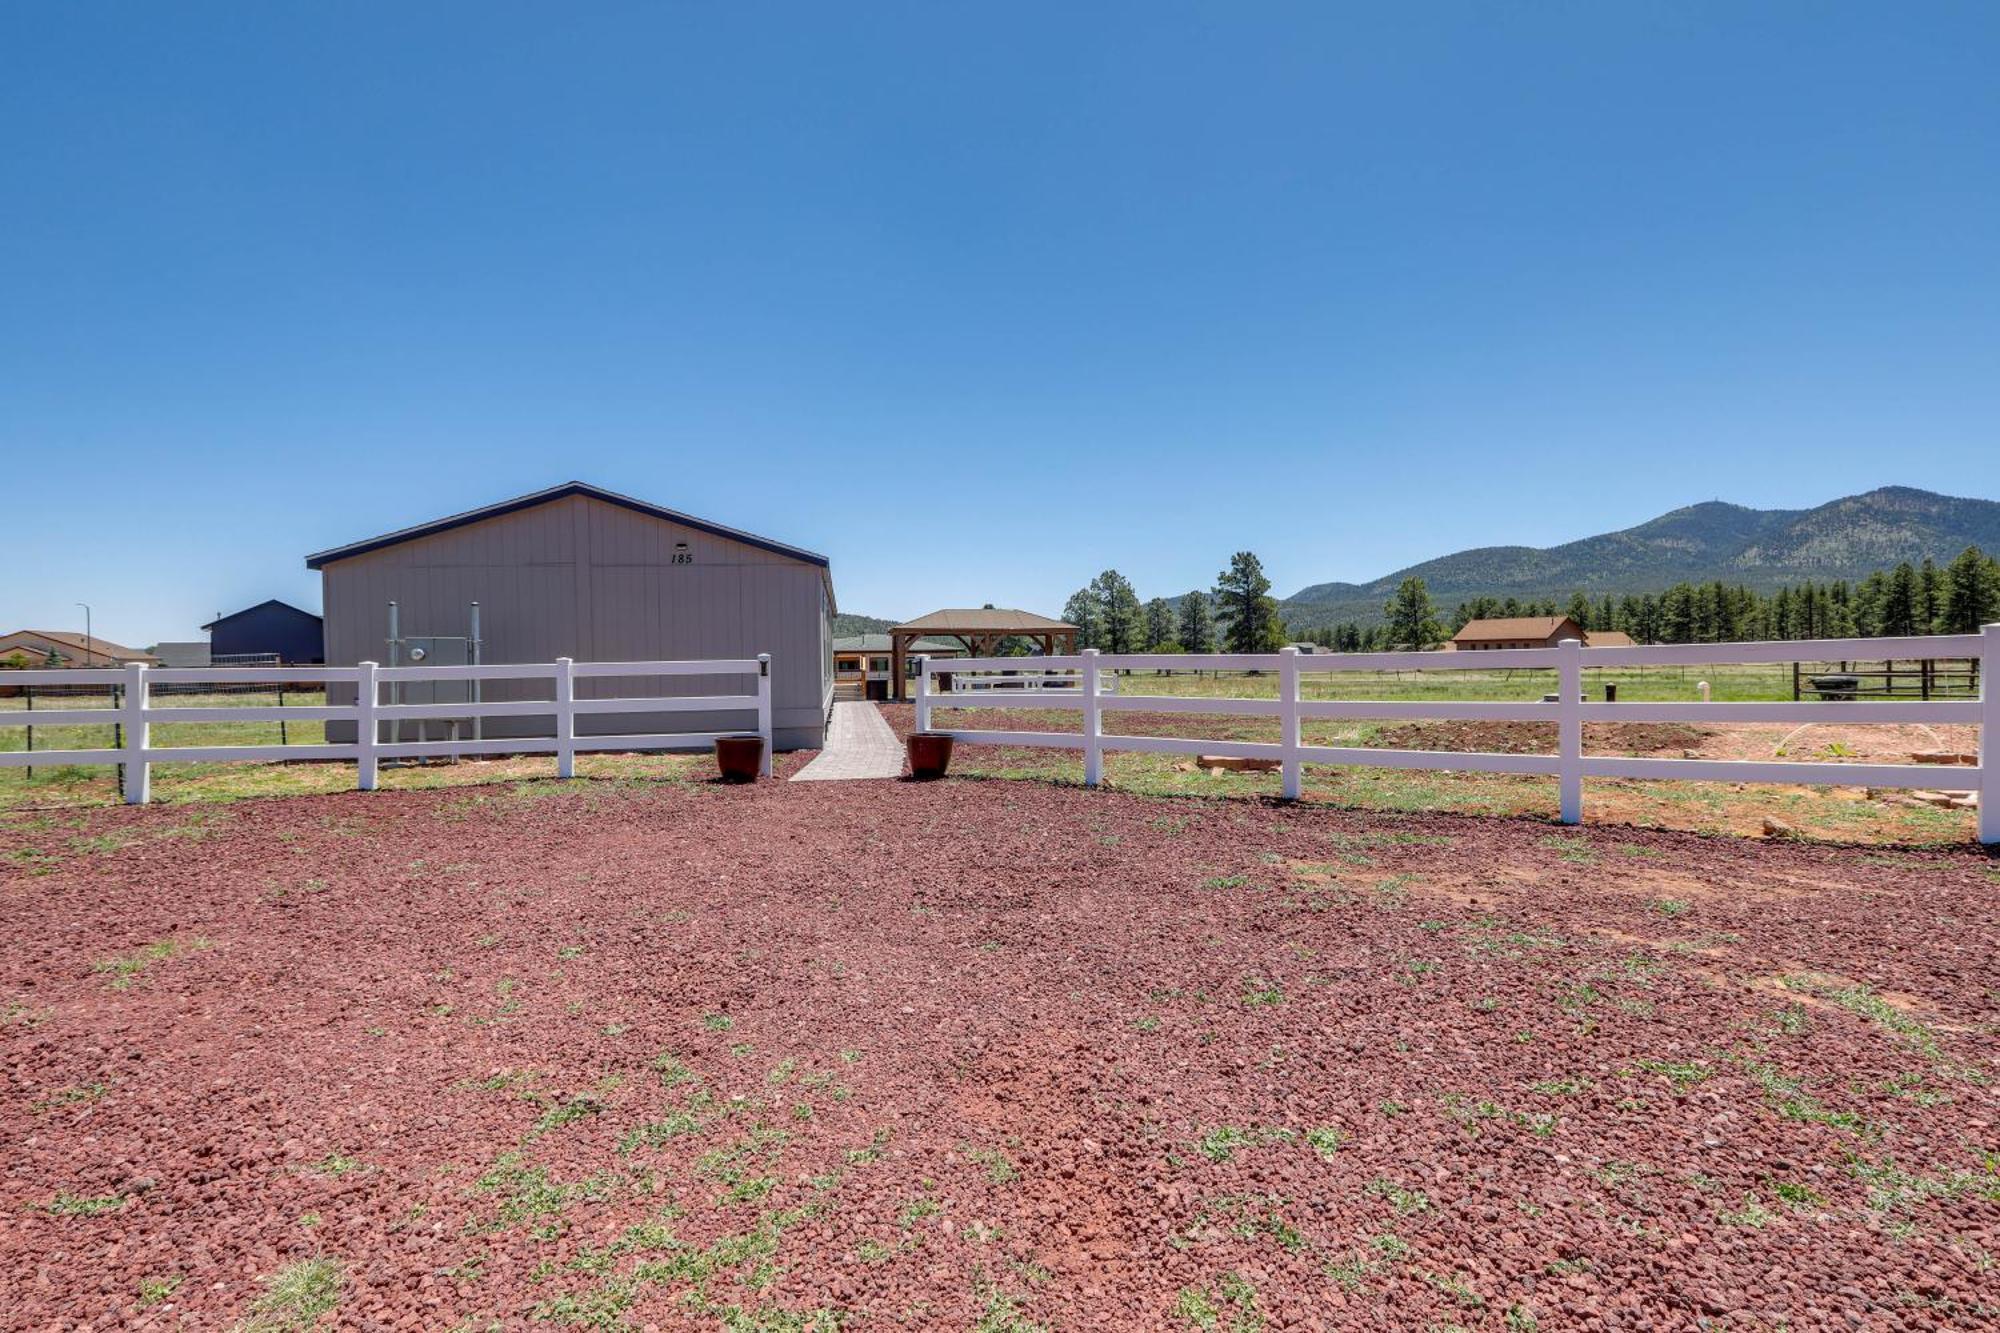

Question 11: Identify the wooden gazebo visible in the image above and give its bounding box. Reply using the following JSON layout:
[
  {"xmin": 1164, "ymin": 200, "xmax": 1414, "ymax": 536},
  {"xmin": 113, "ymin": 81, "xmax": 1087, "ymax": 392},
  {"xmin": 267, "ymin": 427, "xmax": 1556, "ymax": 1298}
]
[{"xmin": 889, "ymin": 608, "xmax": 1080, "ymax": 701}]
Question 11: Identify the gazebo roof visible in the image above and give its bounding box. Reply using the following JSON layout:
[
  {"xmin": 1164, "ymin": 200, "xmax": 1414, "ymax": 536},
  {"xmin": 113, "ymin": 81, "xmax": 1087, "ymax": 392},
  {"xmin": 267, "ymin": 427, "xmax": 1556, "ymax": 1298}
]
[{"xmin": 891, "ymin": 608, "xmax": 1077, "ymax": 634}]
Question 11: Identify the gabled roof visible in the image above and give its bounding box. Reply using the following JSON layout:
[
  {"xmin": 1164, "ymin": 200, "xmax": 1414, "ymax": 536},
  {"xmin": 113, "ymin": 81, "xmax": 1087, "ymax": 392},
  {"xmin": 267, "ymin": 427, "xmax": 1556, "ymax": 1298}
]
[
  {"xmin": 833, "ymin": 634, "xmax": 960, "ymax": 653},
  {"xmin": 304, "ymin": 482, "xmax": 832, "ymax": 572},
  {"xmin": 0, "ymin": 629, "xmax": 157, "ymax": 665},
  {"xmin": 202, "ymin": 598, "xmax": 322, "ymax": 631},
  {"xmin": 1450, "ymin": 616, "xmax": 1581, "ymax": 643},
  {"xmin": 892, "ymin": 608, "xmax": 1077, "ymax": 634}
]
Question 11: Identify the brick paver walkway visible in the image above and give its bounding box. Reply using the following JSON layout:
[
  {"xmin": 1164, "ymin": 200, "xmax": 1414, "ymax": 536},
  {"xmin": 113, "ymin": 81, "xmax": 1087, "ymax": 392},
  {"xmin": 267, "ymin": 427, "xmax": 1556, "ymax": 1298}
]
[{"xmin": 791, "ymin": 701, "xmax": 905, "ymax": 781}]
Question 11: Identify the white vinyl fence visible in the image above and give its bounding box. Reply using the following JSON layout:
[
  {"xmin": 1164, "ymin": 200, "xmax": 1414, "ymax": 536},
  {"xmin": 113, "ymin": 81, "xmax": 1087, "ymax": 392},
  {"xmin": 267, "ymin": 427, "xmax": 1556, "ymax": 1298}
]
[
  {"xmin": 0, "ymin": 655, "xmax": 773, "ymax": 803},
  {"xmin": 916, "ymin": 628, "xmax": 1999, "ymax": 844}
]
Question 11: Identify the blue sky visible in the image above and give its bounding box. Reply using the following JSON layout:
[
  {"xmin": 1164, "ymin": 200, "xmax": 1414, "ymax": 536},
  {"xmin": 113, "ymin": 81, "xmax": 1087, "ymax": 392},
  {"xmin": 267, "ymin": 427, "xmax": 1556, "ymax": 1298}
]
[{"xmin": 4, "ymin": 2, "xmax": 1997, "ymax": 644}]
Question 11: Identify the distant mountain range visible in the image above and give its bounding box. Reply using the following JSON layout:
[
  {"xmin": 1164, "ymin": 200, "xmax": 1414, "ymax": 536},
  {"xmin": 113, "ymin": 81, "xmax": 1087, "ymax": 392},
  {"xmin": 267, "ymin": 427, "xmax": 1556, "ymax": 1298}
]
[
  {"xmin": 832, "ymin": 613, "xmax": 896, "ymax": 638},
  {"xmin": 1281, "ymin": 486, "xmax": 2000, "ymax": 628}
]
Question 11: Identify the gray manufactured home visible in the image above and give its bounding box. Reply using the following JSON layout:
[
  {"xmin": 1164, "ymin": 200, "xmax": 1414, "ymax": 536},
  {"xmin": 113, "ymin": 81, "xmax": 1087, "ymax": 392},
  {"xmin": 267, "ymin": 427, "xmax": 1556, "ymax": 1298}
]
[{"xmin": 307, "ymin": 482, "xmax": 834, "ymax": 749}]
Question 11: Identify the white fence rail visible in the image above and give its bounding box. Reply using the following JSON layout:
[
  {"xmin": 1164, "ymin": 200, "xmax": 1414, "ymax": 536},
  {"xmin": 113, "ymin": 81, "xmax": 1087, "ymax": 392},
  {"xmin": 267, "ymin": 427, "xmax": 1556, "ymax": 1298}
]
[
  {"xmin": 0, "ymin": 656, "xmax": 773, "ymax": 802},
  {"xmin": 916, "ymin": 628, "xmax": 1999, "ymax": 843},
  {"xmin": 949, "ymin": 671, "xmax": 1118, "ymax": 695}
]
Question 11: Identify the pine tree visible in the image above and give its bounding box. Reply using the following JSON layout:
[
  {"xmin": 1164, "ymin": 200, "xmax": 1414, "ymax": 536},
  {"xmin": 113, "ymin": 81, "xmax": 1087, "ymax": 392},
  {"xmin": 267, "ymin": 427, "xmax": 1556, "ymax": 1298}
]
[
  {"xmin": 1177, "ymin": 592, "xmax": 1216, "ymax": 653},
  {"xmin": 1213, "ymin": 552, "xmax": 1284, "ymax": 653},
  {"xmin": 1882, "ymin": 562, "xmax": 1920, "ymax": 637},
  {"xmin": 1942, "ymin": 545, "xmax": 1998, "ymax": 633},
  {"xmin": 1089, "ymin": 570, "xmax": 1144, "ymax": 653},
  {"xmin": 1565, "ymin": 591, "xmax": 1593, "ymax": 631},
  {"xmin": 1918, "ymin": 557, "xmax": 1944, "ymax": 634},
  {"xmin": 1061, "ymin": 588, "xmax": 1101, "ymax": 650},
  {"xmin": 1142, "ymin": 597, "xmax": 1177, "ymax": 651},
  {"xmin": 1384, "ymin": 577, "xmax": 1443, "ymax": 650}
]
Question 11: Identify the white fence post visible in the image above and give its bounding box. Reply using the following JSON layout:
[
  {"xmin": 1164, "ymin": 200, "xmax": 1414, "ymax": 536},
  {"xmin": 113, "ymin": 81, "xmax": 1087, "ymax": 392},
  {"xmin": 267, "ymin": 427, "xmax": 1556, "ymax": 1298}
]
[
  {"xmin": 121, "ymin": 663, "xmax": 149, "ymax": 805},
  {"xmin": 355, "ymin": 661, "xmax": 379, "ymax": 791},
  {"xmin": 1981, "ymin": 623, "xmax": 1998, "ymax": 846},
  {"xmin": 1082, "ymin": 648, "xmax": 1103, "ymax": 786},
  {"xmin": 1279, "ymin": 645, "xmax": 1302, "ymax": 800},
  {"xmin": 1557, "ymin": 637, "xmax": 1582, "ymax": 825},
  {"xmin": 756, "ymin": 653, "xmax": 773, "ymax": 778},
  {"xmin": 555, "ymin": 657, "xmax": 576, "ymax": 779},
  {"xmin": 914, "ymin": 655, "xmax": 931, "ymax": 733}
]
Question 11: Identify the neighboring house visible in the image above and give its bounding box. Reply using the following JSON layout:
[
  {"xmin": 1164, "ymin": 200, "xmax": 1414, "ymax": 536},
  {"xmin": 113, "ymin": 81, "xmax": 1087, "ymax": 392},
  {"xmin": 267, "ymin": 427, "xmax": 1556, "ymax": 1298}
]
[
  {"xmin": 306, "ymin": 481, "xmax": 835, "ymax": 749},
  {"xmin": 1448, "ymin": 616, "xmax": 1587, "ymax": 650},
  {"xmin": 151, "ymin": 642, "xmax": 213, "ymax": 668},
  {"xmin": 0, "ymin": 629, "xmax": 157, "ymax": 668},
  {"xmin": 202, "ymin": 599, "xmax": 325, "ymax": 664},
  {"xmin": 1447, "ymin": 617, "xmax": 1634, "ymax": 650},
  {"xmin": 832, "ymin": 633, "xmax": 961, "ymax": 700}
]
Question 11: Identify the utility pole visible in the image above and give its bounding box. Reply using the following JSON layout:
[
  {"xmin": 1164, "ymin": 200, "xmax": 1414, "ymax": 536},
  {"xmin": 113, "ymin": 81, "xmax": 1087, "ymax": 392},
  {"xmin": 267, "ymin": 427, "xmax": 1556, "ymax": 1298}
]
[{"xmin": 76, "ymin": 602, "xmax": 92, "ymax": 666}]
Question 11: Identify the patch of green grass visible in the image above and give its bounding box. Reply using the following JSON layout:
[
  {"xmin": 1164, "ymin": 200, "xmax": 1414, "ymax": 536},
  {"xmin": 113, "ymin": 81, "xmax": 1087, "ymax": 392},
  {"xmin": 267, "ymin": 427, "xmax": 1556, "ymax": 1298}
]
[
  {"xmin": 1195, "ymin": 1125, "xmax": 1294, "ymax": 1163},
  {"xmin": 1422, "ymin": 1268, "xmax": 1486, "ymax": 1310},
  {"xmin": 1716, "ymin": 1194, "xmax": 1776, "ymax": 1228},
  {"xmin": 1364, "ymin": 1177, "xmax": 1431, "ymax": 1216},
  {"xmin": 969, "ymin": 1146, "xmax": 1020, "ymax": 1184},
  {"xmin": 1649, "ymin": 898, "xmax": 1691, "ymax": 918},
  {"xmin": 93, "ymin": 937, "xmax": 209, "ymax": 989},
  {"xmin": 1847, "ymin": 1154, "xmax": 2000, "ymax": 1213},
  {"xmin": 1238, "ymin": 976, "xmax": 1284, "ymax": 1007},
  {"xmin": 138, "ymin": 1274, "xmax": 184, "ymax": 1306},
  {"xmin": 1629, "ymin": 1058, "xmax": 1711, "ymax": 1092},
  {"xmin": 1172, "ymin": 1270, "xmax": 1262, "ymax": 1332},
  {"xmin": 1782, "ymin": 974, "xmax": 1944, "ymax": 1060},
  {"xmin": 30, "ymin": 1081, "xmax": 108, "ymax": 1113},
  {"xmin": 45, "ymin": 1191, "xmax": 126, "ymax": 1216},
  {"xmin": 896, "ymin": 1197, "xmax": 941, "ymax": 1229},
  {"xmin": 702, "ymin": 1012, "xmax": 735, "ymax": 1031},
  {"xmin": 1304, "ymin": 1126, "xmax": 1347, "ymax": 1159},
  {"xmin": 312, "ymin": 1151, "xmax": 363, "ymax": 1176},
  {"xmin": 531, "ymin": 1096, "xmax": 604, "ymax": 1137},
  {"xmin": 619, "ymin": 1109, "xmax": 705, "ymax": 1153},
  {"xmin": 473, "ymin": 1152, "xmax": 616, "ymax": 1239},
  {"xmin": 844, "ymin": 1127, "xmax": 891, "ymax": 1165},
  {"xmin": 1740, "ymin": 1059, "xmax": 1872, "ymax": 1134},
  {"xmin": 237, "ymin": 1257, "xmax": 342, "ymax": 1332},
  {"xmin": 1539, "ymin": 836, "xmax": 1597, "ymax": 864}
]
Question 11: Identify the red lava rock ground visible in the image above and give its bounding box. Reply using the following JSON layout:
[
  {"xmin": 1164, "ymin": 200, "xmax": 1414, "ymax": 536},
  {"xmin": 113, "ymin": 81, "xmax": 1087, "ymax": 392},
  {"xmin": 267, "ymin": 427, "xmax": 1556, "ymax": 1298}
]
[{"xmin": 3, "ymin": 774, "xmax": 1998, "ymax": 1330}]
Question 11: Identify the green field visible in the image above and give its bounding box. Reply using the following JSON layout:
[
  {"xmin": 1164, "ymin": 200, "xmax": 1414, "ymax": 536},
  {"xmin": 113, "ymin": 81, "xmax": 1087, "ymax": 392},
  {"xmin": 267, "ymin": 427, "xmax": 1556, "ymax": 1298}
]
[{"xmin": 1087, "ymin": 660, "xmax": 1795, "ymax": 703}]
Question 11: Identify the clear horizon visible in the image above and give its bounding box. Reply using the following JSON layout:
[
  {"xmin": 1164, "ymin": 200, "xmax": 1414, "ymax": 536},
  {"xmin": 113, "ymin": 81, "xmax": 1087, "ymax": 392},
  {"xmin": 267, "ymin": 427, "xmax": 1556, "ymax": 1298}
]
[{"xmin": 5, "ymin": 4, "xmax": 1997, "ymax": 644}]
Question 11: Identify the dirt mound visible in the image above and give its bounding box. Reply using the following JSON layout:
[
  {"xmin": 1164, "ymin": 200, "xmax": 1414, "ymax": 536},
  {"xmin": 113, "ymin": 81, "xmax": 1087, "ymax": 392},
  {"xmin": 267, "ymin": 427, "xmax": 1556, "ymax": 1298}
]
[{"xmin": 1376, "ymin": 718, "xmax": 1710, "ymax": 754}]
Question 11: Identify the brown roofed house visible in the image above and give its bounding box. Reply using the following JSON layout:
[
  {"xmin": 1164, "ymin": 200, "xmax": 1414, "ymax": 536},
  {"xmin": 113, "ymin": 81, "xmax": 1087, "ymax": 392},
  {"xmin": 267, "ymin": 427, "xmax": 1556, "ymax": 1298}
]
[
  {"xmin": 1448, "ymin": 617, "xmax": 1635, "ymax": 650},
  {"xmin": 1448, "ymin": 616, "xmax": 1585, "ymax": 650},
  {"xmin": 0, "ymin": 629, "xmax": 158, "ymax": 668}
]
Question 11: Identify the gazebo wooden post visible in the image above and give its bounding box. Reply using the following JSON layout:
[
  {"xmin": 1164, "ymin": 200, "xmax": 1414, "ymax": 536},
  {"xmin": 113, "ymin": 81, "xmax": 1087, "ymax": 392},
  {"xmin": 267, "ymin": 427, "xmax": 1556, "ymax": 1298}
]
[{"xmin": 891, "ymin": 631, "xmax": 908, "ymax": 702}]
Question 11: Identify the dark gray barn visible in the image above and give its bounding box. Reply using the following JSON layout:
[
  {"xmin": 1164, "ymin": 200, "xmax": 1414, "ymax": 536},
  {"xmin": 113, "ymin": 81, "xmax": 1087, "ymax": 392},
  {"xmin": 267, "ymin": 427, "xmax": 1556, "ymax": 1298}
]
[{"xmin": 203, "ymin": 600, "xmax": 325, "ymax": 664}]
